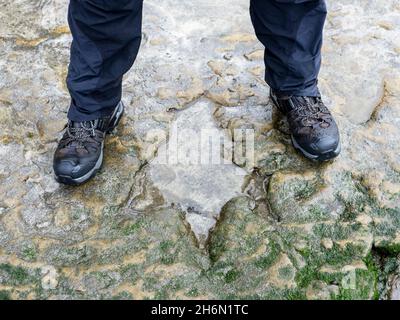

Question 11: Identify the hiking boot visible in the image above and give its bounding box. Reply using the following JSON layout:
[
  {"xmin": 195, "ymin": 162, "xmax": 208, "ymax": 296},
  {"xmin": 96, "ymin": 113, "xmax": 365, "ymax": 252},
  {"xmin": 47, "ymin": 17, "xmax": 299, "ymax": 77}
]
[
  {"xmin": 270, "ymin": 90, "xmax": 341, "ymax": 161},
  {"xmin": 53, "ymin": 101, "xmax": 124, "ymax": 185}
]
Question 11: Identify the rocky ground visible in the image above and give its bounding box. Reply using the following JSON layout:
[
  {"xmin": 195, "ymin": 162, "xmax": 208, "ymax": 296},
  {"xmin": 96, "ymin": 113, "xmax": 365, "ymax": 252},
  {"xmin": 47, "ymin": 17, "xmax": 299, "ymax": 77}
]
[{"xmin": 0, "ymin": 0, "xmax": 399, "ymax": 300}]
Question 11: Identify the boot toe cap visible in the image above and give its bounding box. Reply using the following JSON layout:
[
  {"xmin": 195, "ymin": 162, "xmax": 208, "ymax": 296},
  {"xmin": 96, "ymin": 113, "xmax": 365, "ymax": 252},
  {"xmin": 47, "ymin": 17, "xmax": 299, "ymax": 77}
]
[
  {"xmin": 292, "ymin": 135, "xmax": 341, "ymax": 161},
  {"xmin": 53, "ymin": 157, "xmax": 93, "ymax": 179},
  {"xmin": 312, "ymin": 136, "xmax": 340, "ymax": 154}
]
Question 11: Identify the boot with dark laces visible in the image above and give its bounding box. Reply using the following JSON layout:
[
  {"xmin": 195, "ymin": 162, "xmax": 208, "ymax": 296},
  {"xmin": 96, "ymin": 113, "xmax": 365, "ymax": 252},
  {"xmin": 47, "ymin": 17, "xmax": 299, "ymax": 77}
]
[
  {"xmin": 53, "ymin": 101, "xmax": 124, "ymax": 185},
  {"xmin": 270, "ymin": 90, "xmax": 341, "ymax": 161}
]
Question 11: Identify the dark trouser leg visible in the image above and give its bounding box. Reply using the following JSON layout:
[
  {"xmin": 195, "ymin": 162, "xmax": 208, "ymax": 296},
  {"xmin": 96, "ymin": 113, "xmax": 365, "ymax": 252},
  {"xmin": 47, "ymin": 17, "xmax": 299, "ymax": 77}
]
[
  {"xmin": 67, "ymin": 0, "xmax": 143, "ymax": 121},
  {"xmin": 250, "ymin": 0, "xmax": 327, "ymax": 97}
]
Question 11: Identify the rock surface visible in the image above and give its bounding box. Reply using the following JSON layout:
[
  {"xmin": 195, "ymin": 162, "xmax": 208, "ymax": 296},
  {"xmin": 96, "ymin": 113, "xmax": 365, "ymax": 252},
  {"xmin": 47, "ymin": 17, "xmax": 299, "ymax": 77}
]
[{"xmin": 0, "ymin": 0, "xmax": 399, "ymax": 300}]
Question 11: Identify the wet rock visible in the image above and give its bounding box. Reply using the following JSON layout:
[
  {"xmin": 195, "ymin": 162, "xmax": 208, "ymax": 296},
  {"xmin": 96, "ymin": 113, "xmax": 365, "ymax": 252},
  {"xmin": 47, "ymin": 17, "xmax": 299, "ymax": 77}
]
[
  {"xmin": 389, "ymin": 276, "xmax": 400, "ymax": 300},
  {"xmin": 149, "ymin": 101, "xmax": 246, "ymax": 222},
  {"xmin": 82, "ymin": 271, "xmax": 122, "ymax": 293},
  {"xmin": 44, "ymin": 245, "xmax": 98, "ymax": 268},
  {"xmin": 322, "ymin": 1, "xmax": 400, "ymax": 124},
  {"xmin": 306, "ymin": 281, "xmax": 340, "ymax": 300},
  {"xmin": 244, "ymin": 49, "xmax": 264, "ymax": 61},
  {"xmin": 41, "ymin": 266, "xmax": 59, "ymax": 290},
  {"xmin": 0, "ymin": 0, "xmax": 399, "ymax": 299},
  {"xmin": 186, "ymin": 213, "xmax": 217, "ymax": 249},
  {"xmin": 0, "ymin": 224, "xmax": 11, "ymax": 247}
]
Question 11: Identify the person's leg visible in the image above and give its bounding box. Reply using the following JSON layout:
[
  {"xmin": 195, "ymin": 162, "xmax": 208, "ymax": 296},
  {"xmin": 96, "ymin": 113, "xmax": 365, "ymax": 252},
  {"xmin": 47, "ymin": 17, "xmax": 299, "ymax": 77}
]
[
  {"xmin": 67, "ymin": 0, "xmax": 143, "ymax": 121},
  {"xmin": 54, "ymin": 0, "xmax": 143, "ymax": 186},
  {"xmin": 250, "ymin": 0, "xmax": 327, "ymax": 97},
  {"xmin": 250, "ymin": 0, "xmax": 340, "ymax": 161}
]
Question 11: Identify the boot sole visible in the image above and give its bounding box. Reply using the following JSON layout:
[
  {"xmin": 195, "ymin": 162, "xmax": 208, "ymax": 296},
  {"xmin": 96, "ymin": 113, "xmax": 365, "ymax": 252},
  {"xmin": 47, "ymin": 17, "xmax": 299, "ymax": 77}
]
[{"xmin": 55, "ymin": 101, "xmax": 125, "ymax": 186}]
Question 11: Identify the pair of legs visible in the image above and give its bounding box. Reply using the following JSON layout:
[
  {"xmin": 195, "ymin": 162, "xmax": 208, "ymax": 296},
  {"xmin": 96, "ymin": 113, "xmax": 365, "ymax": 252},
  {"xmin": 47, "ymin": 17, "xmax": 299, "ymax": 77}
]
[
  {"xmin": 67, "ymin": 0, "xmax": 327, "ymax": 121},
  {"xmin": 54, "ymin": 0, "xmax": 340, "ymax": 185}
]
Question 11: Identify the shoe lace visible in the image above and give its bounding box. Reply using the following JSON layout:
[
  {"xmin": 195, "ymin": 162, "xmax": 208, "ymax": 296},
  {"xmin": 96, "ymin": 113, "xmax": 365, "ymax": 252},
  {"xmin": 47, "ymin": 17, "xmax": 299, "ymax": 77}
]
[
  {"xmin": 291, "ymin": 96, "xmax": 330, "ymax": 128},
  {"xmin": 63, "ymin": 121, "xmax": 97, "ymax": 147}
]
